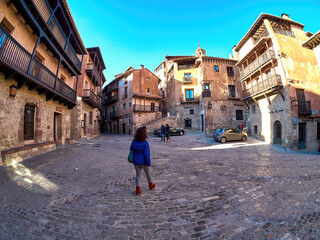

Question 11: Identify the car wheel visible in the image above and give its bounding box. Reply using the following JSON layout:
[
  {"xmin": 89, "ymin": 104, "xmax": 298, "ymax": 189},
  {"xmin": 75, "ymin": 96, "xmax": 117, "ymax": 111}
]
[
  {"xmin": 241, "ymin": 136, "xmax": 247, "ymax": 141},
  {"xmin": 220, "ymin": 137, "xmax": 227, "ymax": 143},
  {"xmin": 179, "ymin": 131, "xmax": 184, "ymax": 136}
]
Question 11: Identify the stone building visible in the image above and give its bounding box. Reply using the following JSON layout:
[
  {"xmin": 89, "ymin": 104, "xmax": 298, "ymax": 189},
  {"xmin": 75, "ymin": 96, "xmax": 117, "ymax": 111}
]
[
  {"xmin": 102, "ymin": 66, "xmax": 162, "ymax": 134},
  {"xmin": 71, "ymin": 47, "xmax": 106, "ymax": 139},
  {"xmin": 154, "ymin": 43, "xmax": 246, "ymax": 136},
  {"xmin": 0, "ymin": 0, "xmax": 87, "ymax": 165},
  {"xmin": 232, "ymin": 13, "xmax": 320, "ymax": 151}
]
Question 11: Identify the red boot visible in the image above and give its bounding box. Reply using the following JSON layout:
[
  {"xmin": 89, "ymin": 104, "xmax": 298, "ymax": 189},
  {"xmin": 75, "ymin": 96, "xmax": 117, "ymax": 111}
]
[
  {"xmin": 136, "ymin": 186, "xmax": 141, "ymax": 195},
  {"xmin": 149, "ymin": 182, "xmax": 156, "ymax": 190}
]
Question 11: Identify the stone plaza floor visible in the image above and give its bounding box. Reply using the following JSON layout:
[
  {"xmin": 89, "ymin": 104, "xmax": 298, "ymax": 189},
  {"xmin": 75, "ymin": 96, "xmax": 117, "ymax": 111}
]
[{"xmin": 1, "ymin": 133, "xmax": 320, "ymax": 239}]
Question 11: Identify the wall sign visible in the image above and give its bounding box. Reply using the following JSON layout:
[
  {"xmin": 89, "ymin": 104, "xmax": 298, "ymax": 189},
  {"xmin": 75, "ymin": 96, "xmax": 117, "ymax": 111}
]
[{"xmin": 56, "ymin": 107, "xmax": 62, "ymax": 112}]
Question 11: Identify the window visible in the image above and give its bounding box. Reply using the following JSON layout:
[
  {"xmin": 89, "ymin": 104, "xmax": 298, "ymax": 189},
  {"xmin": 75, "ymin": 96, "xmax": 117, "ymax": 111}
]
[
  {"xmin": 214, "ymin": 65, "xmax": 219, "ymax": 72},
  {"xmin": 317, "ymin": 122, "xmax": 320, "ymax": 140},
  {"xmin": 203, "ymin": 83, "xmax": 210, "ymax": 91},
  {"xmin": 1, "ymin": 17, "xmax": 15, "ymax": 33},
  {"xmin": 124, "ymin": 87, "xmax": 128, "ymax": 98},
  {"xmin": 123, "ymin": 103, "xmax": 126, "ymax": 111},
  {"xmin": 60, "ymin": 74, "xmax": 66, "ymax": 82},
  {"xmin": 185, "ymin": 119, "xmax": 192, "ymax": 128},
  {"xmin": 236, "ymin": 110, "xmax": 243, "ymax": 120},
  {"xmin": 185, "ymin": 89, "xmax": 194, "ymax": 101},
  {"xmin": 146, "ymin": 88, "xmax": 150, "ymax": 93},
  {"xmin": 190, "ymin": 109, "xmax": 194, "ymax": 115},
  {"xmin": 89, "ymin": 111, "xmax": 93, "ymax": 125},
  {"xmin": 129, "ymin": 102, "xmax": 131, "ymax": 107},
  {"xmin": 146, "ymin": 77, "xmax": 150, "ymax": 81},
  {"xmin": 24, "ymin": 104, "xmax": 35, "ymax": 140},
  {"xmin": 227, "ymin": 66, "xmax": 234, "ymax": 77},
  {"xmin": 254, "ymin": 125, "xmax": 258, "ymax": 134},
  {"xmin": 228, "ymin": 85, "xmax": 236, "ymax": 98}
]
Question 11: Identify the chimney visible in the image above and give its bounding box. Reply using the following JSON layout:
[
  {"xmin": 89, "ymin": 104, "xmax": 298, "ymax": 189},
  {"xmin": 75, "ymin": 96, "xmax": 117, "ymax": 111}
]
[
  {"xmin": 140, "ymin": 65, "xmax": 144, "ymax": 70},
  {"xmin": 281, "ymin": 13, "xmax": 291, "ymax": 20}
]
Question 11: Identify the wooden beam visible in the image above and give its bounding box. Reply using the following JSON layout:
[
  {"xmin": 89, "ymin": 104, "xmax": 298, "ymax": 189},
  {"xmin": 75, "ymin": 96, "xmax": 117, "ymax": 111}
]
[{"xmin": 264, "ymin": 94, "xmax": 271, "ymax": 105}]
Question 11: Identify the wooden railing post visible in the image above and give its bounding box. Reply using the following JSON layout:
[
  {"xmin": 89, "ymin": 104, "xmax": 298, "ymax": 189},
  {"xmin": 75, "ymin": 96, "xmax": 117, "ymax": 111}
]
[
  {"xmin": 47, "ymin": 4, "xmax": 59, "ymax": 25},
  {"xmin": 27, "ymin": 33, "xmax": 42, "ymax": 75},
  {"xmin": 54, "ymin": 58, "xmax": 62, "ymax": 90},
  {"xmin": 64, "ymin": 32, "xmax": 72, "ymax": 50}
]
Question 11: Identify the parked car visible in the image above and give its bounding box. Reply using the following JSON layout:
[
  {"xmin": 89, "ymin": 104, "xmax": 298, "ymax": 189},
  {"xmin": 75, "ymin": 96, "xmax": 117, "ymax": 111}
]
[
  {"xmin": 154, "ymin": 127, "xmax": 185, "ymax": 137},
  {"xmin": 213, "ymin": 128, "xmax": 247, "ymax": 143}
]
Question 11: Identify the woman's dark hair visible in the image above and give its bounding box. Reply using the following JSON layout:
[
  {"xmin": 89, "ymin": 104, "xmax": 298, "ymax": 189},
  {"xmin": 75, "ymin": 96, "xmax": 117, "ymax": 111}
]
[{"xmin": 134, "ymin": 126, "xmax": 148, "ymax": 142}]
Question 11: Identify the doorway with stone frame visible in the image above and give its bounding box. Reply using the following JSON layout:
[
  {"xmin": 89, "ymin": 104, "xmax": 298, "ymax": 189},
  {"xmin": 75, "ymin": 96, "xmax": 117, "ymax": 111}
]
[
  {"xmin": 54, "ymin": 112, "xmax": 62, "ymax": 145},
  {"xmin": 273, "ymin": 120, "xmax": 282, "ymax": 145}
]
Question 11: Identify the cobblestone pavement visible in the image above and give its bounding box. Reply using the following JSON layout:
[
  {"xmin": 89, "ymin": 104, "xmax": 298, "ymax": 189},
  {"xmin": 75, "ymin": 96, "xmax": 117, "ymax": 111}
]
[{"xmin": 1, "ymin": 133, "xmax": 320, "ymax": 240}]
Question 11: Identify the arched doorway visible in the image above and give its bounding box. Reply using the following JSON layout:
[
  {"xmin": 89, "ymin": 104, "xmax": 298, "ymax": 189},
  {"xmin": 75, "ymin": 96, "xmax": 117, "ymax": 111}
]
[{"xmin": 273, "ymin": 121, "xmax": 282, "ymax": 145}]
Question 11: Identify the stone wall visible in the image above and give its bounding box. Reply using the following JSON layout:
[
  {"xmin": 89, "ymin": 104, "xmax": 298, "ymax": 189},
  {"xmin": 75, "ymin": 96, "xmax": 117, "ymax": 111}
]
[
  {"xmin": 0, "ymin": 75, "xmax": 73, "ymax": 164},
  {"xmin": 144, "ymin": 116, "xmax": 180, "ymax": 134},
  {"xmin": 71, "ymin": 99, "xmax": 100, "ymax": 139}
]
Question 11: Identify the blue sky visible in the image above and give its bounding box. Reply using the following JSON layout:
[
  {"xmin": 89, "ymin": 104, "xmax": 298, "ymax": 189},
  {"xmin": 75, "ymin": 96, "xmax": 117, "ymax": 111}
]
[{"xmin": 68, "ymin": 0, "xmax": 320, "ymax": 85}]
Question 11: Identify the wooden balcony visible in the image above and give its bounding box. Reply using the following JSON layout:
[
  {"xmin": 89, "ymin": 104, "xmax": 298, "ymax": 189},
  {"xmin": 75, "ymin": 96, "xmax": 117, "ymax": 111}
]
[
  {"xmin": 82, "ymin": 89, "xmax": 101, "ymax": 109},
  {"xmin": 240, "ymin": 49, "xmax": 277, "ymax": 80},
  {"xmin": 105, "ymin": 94, "xmax": 119, "ymax": 105},
  {"xmin": 180, "ymin": 96, "xmax": 200, "ymax": 103},
  {"xmin": 298, "ymin": 101, "xmax": 312, "ymax": 116},
  {"xmin": 243, "ymin": 74, "xmax": 282, "ymax": 99},
  {"xmin": 183, "ymin": 76, "xmax": 197, "ymax": 84},
  {"xmin": 86, "ymin": 63, "xmax": 103, "ymax": 86},
  {"xmin": 30, "ymin": 0, "xmax": 81, "ymax": 71},
  {"xmin": 133, "ymin": 104, "xmax": 160, "ymax": 112},
  {"xmin": 0, "ymin": 25, "xmax": 76, "ymax": 106},
  {"xmin": 202, "ymin": 91, "xmax": 211, "ymax": 98},
  {"xmin": 110, "ymin": 111, "xmax": 119, "ymax": 119}
]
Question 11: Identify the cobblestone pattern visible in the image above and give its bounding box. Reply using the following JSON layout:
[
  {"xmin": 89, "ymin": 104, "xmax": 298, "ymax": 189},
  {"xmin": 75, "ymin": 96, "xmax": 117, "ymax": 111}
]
[{"xmin": 0, "ymin": 133, "xmax": 320, "ymax": 239}]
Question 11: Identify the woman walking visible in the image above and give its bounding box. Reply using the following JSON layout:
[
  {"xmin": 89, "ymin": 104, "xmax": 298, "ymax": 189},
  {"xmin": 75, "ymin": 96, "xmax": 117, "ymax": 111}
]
[
  {"xmin": 130, "ymin": 126, "xmax": 156, "ymax": 195},
  {"xmin": 165, "ymin": 124, "xmax": 171, "ymax": 142}
]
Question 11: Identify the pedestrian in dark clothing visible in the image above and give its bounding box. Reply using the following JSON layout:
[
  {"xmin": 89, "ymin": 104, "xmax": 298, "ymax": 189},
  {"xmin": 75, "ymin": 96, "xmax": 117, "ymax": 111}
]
[
  {"xmin": 130, "ymin": 126, "xmax": 156, "ymax": 195},
  {"xmin": 165, "ymin": 124, "xmax": 171, "ymax": 142},
  {"xmin": 160, "ymin": 124, "xmax": 165, "ymax": 141}
]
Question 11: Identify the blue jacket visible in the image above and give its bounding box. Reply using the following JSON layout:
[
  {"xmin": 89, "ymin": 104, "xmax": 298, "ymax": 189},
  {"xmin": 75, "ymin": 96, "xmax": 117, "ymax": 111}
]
[{"xmin": 130, "ymin": 140, "xmax": 151, "ymax": 166}]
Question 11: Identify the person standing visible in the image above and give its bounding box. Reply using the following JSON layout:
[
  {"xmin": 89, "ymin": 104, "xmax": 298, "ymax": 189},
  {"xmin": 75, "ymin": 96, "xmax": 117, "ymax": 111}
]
[
  {"xmin": 160, "ymin": 124, "xmax": 165, "ymax": 141},
  {"xmin": 165, "ymin": 124, "xmax": 171, "ymax": 142},
  {"xmin": 130, "ymin": 126, "xmax": 156, "ymax": 195}
]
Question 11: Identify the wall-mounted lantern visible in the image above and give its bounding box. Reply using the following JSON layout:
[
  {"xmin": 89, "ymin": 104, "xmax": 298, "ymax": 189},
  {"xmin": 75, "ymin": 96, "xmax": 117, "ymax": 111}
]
[{"xmin": 9, "ymin": 85, "xmax": 17, "ymax": 97}]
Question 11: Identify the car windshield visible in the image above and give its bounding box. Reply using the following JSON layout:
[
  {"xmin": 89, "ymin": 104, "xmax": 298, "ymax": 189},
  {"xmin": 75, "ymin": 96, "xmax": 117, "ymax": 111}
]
[{"xmin": 215, "ymin": 128, "xmax": 225, "ymax": 133}]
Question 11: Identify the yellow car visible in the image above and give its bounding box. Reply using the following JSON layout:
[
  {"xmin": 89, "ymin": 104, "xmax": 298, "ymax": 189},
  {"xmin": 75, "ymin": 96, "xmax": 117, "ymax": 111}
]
[{"xmin": 213, "ymin": 128, "xmax": 247, "ymax": 143}]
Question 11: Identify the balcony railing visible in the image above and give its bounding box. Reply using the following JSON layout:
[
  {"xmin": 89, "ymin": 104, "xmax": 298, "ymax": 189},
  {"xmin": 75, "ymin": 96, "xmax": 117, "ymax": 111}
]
[
  {"xmin": 133, "ymin": 104, "xmax": 160, "ymax": 112},
  {"xmin": 202, "ymin": 91, "xmax": 211, "ymax": 98},
  {"xmin": 180, "ymin": 96, "xmax": 200, "ymax": 103},
  {"xmin": 110, "ymin": 111, "xmax": 118, "ymax": 119},
  {"xmin": 243, "ymin": 74, "xmax": 282, "ymax": 99},
  {"xmin": 273, "ymin": 28, "xmax": 296, "ymax": 38},
  {"xmin": 178, "ymin": 64, "xmax": 195, "ymax": 70},
  {"xmin": 31, "ymin": 0, "xmax": 81, "ymax": 71},
  {"xmin": 298, "ymin": 101, "xmax": 312, "ymax": 116},
  {"xmin": 105, "ymin": 84, "xmax": 117, "ymax": 94},
  {"xmin": 183, "ymin": 76, "xmax": 197, "ymax": 84},
  {"xmin": 105, "ymin": 95, "xmax": 119, "ymax": 105},
  {"xmin": 82, "ymin": 89, "xmax": 101, "ymax": 109},
  {"xmin": 86, "ymin": 63, "xmax": 103, "ymax": 85},
  {"xmin": 240, "ymin": 49, "xmax": 276, "ymax": 79},
  {"xmin": 0, "ymin": 25, "xmax": 76, "ymax": 103},
  {"xmin": 254, "ymin": 29, "xmax": 269, "ymax": 45}
]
